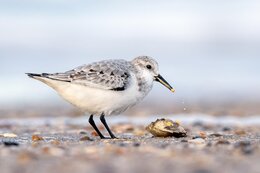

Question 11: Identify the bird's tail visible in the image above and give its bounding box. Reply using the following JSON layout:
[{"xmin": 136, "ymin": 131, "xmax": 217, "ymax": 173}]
[{"xmin": 26, "ymin": 72, "xmax": 71, "ymax": 83}]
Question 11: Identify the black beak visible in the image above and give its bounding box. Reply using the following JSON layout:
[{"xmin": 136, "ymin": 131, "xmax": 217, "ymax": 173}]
[{"xmin": 155, "ymin": 74, "xmax": 175, "ymax": 93}]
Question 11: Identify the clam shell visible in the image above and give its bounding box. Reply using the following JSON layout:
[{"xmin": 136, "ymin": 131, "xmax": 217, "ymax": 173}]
[{"xmin": 146, "ymin": 118, "xmax": 187, "ymax": 137}]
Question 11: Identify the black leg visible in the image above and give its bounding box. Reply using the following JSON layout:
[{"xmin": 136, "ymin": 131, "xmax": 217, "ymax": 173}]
[
  {"xmin": 88, "ymin": 114, "xmax": 107, "ymax": 139},
  {"xmin": 100, "ymin": 113, "xmax": 117, "ymax": 139}
]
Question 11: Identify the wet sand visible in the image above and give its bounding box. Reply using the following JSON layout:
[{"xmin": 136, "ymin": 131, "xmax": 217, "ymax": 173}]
[{"xmin": 0, "ymin": 115, "xmax": 259, "ymax": 173}]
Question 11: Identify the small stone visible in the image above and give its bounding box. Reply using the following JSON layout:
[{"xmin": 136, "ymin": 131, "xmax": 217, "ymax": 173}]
[
  {"xmin": 32, "ymin": 135, "xmax": 44, "ymax": 141},
  {"xmin": 3, "ymin": 133, "xmax": 17, "ymax": 138},
  {"xmin": 215, "ymin": 139, "xmax": 230, "ymax": 145},
  {"xmin": 181, "ymin": 139, "xmax": 188, "ymax": 143},
  {"xmin": 133, "ymin": 142, "xmax": 141, "ymax": 147},
  {"xmin": 79, "ymin": 131, "xmax": 88, "ymax": 135},
  {"xmin": 209, "ymin": 133, "xmax": 223, "ymax": 137},
  {"xmin": 199, "ymin": 131, "xmax": 207, "ymax": 139},
  {"xmin": 222, "ymin": 127, "xmax": 232, "ymax": 131},
  {"xmin": 80, "ymin": 136, "xmax": 93, "ymax": 141},
  {"xmin": 192, "ymin": 135, "xmax": 202, "ymax": 139},
  {"xmin": 4, "ymin": 141, "xmax": 19, "ymax": 147}
]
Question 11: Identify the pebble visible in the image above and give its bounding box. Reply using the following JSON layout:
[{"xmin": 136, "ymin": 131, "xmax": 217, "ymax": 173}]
[
  {"xmin": 80, "ymin": 136, "xmax": 93, "ymax": 141},
  {"xmin": 79, "ymin": 131, "xmax": 88, "ymax": 135},
  {"xmin": 32, "ymin": 135, "xmax": 44, "ymax": 141},
  {"xmin": 209, "ymin": 133, "xmax": 223, "ymax": 137},
  {"xmin": 192, "ymin": 136, "xmax": 203, "ymax": 139},
  {"xmin": 2, "ymin": 133, "xmax": 18, "ymax": 138},
  {"xmin": 3, "ymin": 141, "xmax": 19, "ymax": 147},
  {"xmin": 222, "ymin": 127, "xmax": 232, "ymax": 131},
  {"xmin": 181, "ymin": 139, "xmax": 188, "ymax": 143},
  {"xmin": 133, "ymin": 142, "xmax": 141, "ymax": 147},
  {"xmin": 199, "ymin": 131, "xmax": 207, "ymax": 139},
  {"xmin": 215, "ymin": 139, "xmax": 230, "ymax": 145}
]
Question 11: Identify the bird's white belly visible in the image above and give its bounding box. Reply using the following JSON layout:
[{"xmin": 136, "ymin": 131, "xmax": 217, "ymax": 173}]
[{"xmin": 47, "ymin": 77, "xmax": 145, "ymax": 115}]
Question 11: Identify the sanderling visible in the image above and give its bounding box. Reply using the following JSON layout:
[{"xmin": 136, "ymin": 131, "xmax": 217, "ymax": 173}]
[{"xmin": 26, "ymin": 56, "xmax": 175, "ymax": 139}]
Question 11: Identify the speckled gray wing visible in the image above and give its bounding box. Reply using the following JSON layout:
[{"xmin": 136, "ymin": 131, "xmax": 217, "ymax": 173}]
[{"xmin": 45, "ymin": 60, "xmax": 132, "ymax": 91}]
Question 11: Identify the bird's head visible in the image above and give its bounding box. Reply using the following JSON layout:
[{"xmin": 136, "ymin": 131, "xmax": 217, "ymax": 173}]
[{"xmin": 131, "ymin": 56, "xmax": 175, "ymax": 93}]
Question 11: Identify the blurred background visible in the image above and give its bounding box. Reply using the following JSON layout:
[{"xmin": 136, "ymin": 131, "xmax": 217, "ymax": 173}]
[{"xmin": 1, "ymin": 0, "xmax": 260, "ymax": 117}]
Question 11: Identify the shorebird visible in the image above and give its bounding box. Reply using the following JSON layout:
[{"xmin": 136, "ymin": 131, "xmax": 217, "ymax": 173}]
[{"xmin": 27, "ymin": 56, "xmax": 174, "ymax": 139}]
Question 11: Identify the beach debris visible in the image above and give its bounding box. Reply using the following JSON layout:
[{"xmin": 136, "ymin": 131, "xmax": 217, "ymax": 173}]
[
  {"xmin": 146, "ymin": 118, "xmax": 187, "ymax": 137},
  {"xmin": 32, "ymin": 135, "xmax": 44, "ymax": 141}
]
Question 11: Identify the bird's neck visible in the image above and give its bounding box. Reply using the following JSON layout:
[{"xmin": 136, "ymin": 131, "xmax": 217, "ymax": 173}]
[{"xmin": 135, "ymin": 69, "xmax": 154, "ymax": 95}]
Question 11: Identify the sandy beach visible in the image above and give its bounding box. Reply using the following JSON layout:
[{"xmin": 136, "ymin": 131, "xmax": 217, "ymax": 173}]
[{"xmin": 0, "ymin": 114, "xmax": 259, "ymax": 173}]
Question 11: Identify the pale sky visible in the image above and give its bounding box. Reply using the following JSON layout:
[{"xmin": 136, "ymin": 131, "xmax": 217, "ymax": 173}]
[{"xmin": 1, "ymin": 0, "xmax": 260, "ymax": 104}]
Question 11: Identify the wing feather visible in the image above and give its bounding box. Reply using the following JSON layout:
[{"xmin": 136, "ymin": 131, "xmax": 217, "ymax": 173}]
[{"xmin": 46, "ymin": 60, "xmax": 132, "ymax": 90}]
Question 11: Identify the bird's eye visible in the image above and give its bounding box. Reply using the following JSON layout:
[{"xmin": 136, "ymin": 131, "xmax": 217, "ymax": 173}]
[{"xmin": 146, "ymin": 65, "xmax": 152, "ymax": 69}]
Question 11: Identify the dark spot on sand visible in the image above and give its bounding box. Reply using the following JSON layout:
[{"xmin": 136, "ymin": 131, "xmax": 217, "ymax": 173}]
[{"xmin": 3, "ymin": 141, "xmax": 19, "ymax": 147}]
